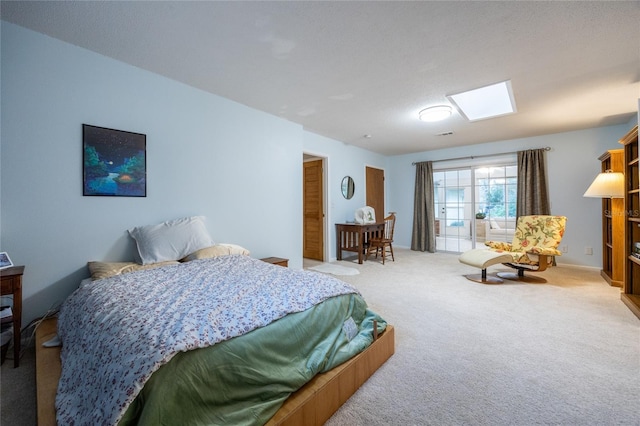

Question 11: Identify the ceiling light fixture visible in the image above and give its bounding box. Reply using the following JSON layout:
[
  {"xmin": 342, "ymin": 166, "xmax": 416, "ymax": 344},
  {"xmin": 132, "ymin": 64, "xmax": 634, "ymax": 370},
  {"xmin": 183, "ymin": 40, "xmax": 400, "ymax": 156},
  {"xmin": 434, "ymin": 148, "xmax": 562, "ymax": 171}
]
[
  {"xmin": 418, "ymin": 105, "xmax": 452, "ymax": 122},
  {"xmin": 447, "ymin": 80, "xmax": 516, "ymax": 121}
]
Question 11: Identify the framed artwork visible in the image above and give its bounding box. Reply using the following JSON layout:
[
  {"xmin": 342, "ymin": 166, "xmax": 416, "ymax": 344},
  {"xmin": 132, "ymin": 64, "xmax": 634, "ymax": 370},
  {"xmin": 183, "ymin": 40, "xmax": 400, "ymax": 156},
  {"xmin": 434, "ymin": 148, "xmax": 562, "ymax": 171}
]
[
  {"xmin": 0, "ymin": 252, "xmax": 13, "ymax": 270},
  {"xmin": 83, "ymin": 124, "xmax": 146, "ymax": 197}
]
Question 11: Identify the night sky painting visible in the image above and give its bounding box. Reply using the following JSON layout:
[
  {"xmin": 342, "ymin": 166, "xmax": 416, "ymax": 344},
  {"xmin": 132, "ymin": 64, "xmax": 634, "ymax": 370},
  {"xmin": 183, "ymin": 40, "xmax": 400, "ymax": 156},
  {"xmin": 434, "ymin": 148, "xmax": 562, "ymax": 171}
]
[{"xmin": 83, "ymin": 124, "xmax": 146, "ymax": 197}]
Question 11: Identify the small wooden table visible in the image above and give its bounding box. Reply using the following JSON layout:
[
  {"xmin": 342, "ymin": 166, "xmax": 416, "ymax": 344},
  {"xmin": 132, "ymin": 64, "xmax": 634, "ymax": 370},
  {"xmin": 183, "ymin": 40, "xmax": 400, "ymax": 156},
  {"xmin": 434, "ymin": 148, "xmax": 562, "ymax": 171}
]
[
  {"xmin": 1, "ymin": 265, "xmax": 24, "ymax": 368},
  {"xmin": 335, "ymin": 223, "xmax": 385, "ymax": 264},
  {"xmin": 260, "ymin": 257, "xmax": 289, "ymax": 267}
]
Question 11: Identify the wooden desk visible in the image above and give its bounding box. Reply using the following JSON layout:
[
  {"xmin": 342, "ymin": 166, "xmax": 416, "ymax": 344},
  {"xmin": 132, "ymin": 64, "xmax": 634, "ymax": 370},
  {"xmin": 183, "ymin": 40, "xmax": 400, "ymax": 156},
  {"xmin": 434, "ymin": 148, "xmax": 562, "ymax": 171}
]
[
  {"xmin": 1, "ymin": 265, "xmax": 24, "ymax": 367},
  {"xmin": 335, "ymin": 223, "xmax": 385, "ymax": 264}
]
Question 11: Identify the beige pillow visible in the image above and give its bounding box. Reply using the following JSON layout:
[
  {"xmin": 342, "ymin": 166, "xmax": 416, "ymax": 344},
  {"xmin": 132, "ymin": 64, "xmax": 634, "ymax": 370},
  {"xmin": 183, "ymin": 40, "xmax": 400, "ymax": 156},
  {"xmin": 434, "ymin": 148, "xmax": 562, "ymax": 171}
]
[
  {"xmin": 88, "ymin": 260, "xmax": 179, "ymax": 280},
  {"xmin": 181, "ymin": 244, "xmax": 250, "ymax": 262},
  {"xmin": 219, "ymin": 243, "xmax": 250, "ymax": 256}
]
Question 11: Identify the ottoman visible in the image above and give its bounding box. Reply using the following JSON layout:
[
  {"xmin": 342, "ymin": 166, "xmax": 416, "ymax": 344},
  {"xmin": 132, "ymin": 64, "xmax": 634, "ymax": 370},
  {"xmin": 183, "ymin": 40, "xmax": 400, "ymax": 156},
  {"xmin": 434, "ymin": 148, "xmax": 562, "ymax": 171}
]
[{"xmin": 458, "ymin": 249, "xmax": 513, "ymax": 284}]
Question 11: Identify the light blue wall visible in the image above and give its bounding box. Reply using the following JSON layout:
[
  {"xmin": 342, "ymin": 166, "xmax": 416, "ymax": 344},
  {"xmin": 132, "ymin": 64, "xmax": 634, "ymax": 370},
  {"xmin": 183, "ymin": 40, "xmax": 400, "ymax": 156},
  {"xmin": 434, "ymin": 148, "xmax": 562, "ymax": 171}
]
[
  {"xmin": 303, "ymin": 132, "xmax": 386, "ymax": 260},
  {"xmin": 387, "ymin": 124, "xmax": 635, "ymax": 267},
  {"xmin": 1, "ymin": 22, "xmax": 308, "ymax": 324}
]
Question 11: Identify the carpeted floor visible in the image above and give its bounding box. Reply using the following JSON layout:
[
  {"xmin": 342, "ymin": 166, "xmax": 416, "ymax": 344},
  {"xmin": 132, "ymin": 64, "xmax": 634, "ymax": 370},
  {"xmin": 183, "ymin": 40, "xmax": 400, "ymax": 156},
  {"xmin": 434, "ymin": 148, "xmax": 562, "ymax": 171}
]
[
  {"xmin": 2, "ymin": 249, "xmax": 639, "ymax": 425},
  {"xmin": 308, "ymin": 263, "xmax": 360, "ymax": 276},
  {"xmin": 1, "ymin": 339, "xmax": 36, "ymax": 425},
  {"xmin": 324, "ymin": 249, "xmax": 640, "ymax": 425}
]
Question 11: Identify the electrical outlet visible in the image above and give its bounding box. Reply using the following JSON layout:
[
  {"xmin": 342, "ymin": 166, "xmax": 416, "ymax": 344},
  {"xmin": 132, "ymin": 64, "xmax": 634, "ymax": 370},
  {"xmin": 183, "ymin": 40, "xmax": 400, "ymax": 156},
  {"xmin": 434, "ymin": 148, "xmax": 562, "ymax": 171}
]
[
  {"xmin": 584, "ymin": 246, "xmax": 593, "ymax": 255},
  {"xmin": 560, "ymin": 245, "xmax": 568, "ymax": 253}
]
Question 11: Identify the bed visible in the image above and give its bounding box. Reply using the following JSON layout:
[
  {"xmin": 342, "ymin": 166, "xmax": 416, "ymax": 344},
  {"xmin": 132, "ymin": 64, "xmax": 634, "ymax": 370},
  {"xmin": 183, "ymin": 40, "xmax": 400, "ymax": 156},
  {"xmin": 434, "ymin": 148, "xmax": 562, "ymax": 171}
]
[{"xmin": 49, "ymin": 217, "xmax": 392, "ymax": 425}]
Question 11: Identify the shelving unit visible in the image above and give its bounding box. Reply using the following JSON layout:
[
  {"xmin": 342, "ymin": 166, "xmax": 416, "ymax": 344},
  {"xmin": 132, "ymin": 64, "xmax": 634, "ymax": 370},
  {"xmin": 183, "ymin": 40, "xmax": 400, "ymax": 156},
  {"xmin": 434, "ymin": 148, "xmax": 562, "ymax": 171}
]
[
  {"xmin": 598, "ymin": 149, "xmax": 625, "ymax": 287},
  {"xmin": 621, "ymin": 125, "xmax": 640, "ymax": 319}
]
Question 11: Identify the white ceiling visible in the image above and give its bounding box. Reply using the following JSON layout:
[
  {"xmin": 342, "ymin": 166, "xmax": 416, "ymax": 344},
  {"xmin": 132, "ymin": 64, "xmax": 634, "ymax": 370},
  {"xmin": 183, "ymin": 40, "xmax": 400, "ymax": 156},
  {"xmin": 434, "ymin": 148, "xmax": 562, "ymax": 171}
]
[{"xmin": 2, "ymin": 1, "xmax": 639, "ymax": 155}]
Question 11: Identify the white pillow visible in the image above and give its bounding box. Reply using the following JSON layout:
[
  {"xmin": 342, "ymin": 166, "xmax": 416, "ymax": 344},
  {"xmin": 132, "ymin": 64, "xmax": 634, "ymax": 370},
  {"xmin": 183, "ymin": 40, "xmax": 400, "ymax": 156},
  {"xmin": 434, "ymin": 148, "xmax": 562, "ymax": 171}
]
[{"xmin": 128, "ymin": 216, "xmax": 214, "ymax": 265}]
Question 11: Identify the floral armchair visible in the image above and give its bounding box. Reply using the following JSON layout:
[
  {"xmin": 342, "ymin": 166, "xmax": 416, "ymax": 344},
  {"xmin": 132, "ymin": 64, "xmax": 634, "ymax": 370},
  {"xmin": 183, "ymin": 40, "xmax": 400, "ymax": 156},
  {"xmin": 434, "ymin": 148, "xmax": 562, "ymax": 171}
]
[{"xmin": 485, "ymin": 215, "xmax": 567, "ymax": 281}]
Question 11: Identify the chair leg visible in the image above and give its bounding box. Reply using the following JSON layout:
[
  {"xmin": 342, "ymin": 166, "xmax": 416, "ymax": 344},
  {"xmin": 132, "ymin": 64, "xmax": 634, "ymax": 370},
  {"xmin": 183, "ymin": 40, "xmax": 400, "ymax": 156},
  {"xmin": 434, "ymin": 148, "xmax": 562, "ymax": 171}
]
[
  {"xmin": 365, "ymin": 245, "xmax": 375, "ymax": 261},
  {"xmin": 389, "ymin": 244, "xmax": 394, "ymax": 262},
  {"xmin": 465, "ymin": 268, "xmax": 503, "ymax": 284},
  {"xmin": 497, "ymin": 268, "xmax": 547, "ymax": 283},
  {"xmin": 497, "ymin": 257, "xmax": 551, "ymax": 283}
]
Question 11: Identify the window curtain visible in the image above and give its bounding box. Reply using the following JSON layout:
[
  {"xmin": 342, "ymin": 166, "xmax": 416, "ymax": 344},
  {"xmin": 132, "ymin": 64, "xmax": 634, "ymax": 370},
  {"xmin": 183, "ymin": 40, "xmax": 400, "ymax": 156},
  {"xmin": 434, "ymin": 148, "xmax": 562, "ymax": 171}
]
[
  {"xmin": 516, "ymin": 149, "xmax": 550, "ymax": 217},
  {"xmin": 411, "ymin": 161, "xmax": 436, "ymax": 252}
]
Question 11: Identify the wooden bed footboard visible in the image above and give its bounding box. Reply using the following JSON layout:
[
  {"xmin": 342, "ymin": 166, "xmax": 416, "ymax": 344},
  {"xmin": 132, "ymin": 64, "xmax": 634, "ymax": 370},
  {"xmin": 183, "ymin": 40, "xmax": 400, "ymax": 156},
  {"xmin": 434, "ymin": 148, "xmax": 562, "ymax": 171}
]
[
  {"xmin": 35, "ymin": 318, "xmax": 61, "ymax": 426},
  {"xmin": 266, "ymin": 323, "xmax": 394, "ymax": 425},
  {"xmin": 35, "ymin": 318, "xmax": 395, "ymax": 426}
]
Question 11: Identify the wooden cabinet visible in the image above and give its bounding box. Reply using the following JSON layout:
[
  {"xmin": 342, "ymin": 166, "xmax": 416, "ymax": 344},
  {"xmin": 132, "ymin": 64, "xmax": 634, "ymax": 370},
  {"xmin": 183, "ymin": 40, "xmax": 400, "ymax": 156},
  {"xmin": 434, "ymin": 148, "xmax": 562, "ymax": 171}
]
[
  {"xmin": 1, "ymin": 265, "xmax": 24, "ymax": 367},
  {"xmin": 621, "ymin": 125, "xmax": 640, "ymax": 319},
  {"xmin": 599, "ymin": 149, "xmax": 625, "ymax": 287}
]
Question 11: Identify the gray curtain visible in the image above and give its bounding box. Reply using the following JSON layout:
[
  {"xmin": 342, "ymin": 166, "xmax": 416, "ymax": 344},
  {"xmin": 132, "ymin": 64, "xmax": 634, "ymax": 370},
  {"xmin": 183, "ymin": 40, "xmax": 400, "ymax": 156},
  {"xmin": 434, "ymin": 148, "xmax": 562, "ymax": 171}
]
[
  {"xmin": 411, "ymin": 161, "xmax": 436, "ymax": 252},
  {"xmin": 517, "ymin": 149, "xmax": 550, "ymax": 217}
]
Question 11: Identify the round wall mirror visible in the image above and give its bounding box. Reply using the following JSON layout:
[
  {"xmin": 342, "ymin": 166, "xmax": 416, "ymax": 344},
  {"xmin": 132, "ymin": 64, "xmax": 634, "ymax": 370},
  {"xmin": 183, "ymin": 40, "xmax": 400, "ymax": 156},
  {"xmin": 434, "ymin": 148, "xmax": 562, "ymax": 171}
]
[{"xmin": 341, "ymin": 176, "xmax": 355, "ymax": 199}]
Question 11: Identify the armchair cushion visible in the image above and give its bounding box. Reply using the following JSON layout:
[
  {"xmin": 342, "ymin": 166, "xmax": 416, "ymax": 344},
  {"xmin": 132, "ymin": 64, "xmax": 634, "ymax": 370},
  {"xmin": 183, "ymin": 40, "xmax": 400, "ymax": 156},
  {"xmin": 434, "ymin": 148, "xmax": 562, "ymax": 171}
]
[
  {"xmin": 528, "ymin": 246, "xmax": 562, "ymax": 256},
  {"xmin": 511, "ymin": 215, "xmax": 565, "ymax": 252},
  {"xmin": 484, "ymin": 215, "xmax": 567, "ymax": 266},
  {"xmin": 485, "ymin": 241, "xmax": 512, "ymax": 251},
  {"xmin": 496, "ymin": 251, "xmax": 551, "ymax": 266}
]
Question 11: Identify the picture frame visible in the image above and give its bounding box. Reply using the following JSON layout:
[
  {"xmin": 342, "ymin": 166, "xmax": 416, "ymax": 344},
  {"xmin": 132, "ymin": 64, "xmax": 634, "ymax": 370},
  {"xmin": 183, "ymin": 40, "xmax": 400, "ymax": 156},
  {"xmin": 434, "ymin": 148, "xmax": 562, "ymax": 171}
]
[
  {"xmin": 0, "ymin": 252, "xmax": 13, "ymax": 270},
  {"xmin": 83, "ymin": 124, "xmax": 147, "ymax": 197}
]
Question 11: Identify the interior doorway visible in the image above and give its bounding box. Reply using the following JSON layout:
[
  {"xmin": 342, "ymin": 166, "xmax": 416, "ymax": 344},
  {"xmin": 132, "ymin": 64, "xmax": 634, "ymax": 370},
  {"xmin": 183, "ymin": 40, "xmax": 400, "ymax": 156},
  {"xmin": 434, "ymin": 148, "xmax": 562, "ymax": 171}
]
[
  {"xmin": 303, "ymin": 155, "xmax": 326, "ymax": 261},
  {"xmin": 365, "ymin": 166, "xmax": 385, "ymax": 220}
]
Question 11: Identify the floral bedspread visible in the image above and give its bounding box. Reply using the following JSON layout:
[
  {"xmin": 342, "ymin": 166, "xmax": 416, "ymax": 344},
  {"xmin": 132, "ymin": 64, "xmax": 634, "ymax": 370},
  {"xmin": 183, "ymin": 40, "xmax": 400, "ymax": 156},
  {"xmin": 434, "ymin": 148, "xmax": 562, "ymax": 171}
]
[{"xmin": 56, "ymin": 255, "xmax": 359, "ymax": 426}]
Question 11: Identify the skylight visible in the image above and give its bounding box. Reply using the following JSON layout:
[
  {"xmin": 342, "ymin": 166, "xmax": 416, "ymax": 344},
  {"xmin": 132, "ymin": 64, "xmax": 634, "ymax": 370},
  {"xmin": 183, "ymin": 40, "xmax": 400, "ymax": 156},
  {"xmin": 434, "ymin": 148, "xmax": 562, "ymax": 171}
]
[{"xmin": 447, "ymin": 80, "xmax": 516, "ymax": 122}]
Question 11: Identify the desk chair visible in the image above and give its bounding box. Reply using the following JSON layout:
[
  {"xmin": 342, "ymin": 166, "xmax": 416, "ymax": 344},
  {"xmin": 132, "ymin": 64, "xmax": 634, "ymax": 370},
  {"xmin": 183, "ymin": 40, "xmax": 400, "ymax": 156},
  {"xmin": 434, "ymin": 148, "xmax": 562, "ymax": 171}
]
[{"xmin": 366, "ymin": 213, "xmax": 396, "ymax": 264}]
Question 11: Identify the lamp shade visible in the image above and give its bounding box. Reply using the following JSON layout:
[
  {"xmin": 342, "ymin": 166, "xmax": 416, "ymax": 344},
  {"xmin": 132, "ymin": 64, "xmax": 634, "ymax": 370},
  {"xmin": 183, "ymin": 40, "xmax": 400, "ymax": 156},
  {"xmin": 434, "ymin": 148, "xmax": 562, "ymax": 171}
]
[{"xmin": 583, "ymin": 171, "xmax": 625, "ymax": 198}]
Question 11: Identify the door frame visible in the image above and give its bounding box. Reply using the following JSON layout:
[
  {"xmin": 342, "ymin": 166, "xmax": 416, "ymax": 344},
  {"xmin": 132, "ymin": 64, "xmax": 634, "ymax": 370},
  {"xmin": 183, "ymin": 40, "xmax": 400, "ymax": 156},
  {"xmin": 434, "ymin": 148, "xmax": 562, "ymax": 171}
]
[{"xmin": 303, "ymin": 152, "xmax": 329, "ymax": 262}]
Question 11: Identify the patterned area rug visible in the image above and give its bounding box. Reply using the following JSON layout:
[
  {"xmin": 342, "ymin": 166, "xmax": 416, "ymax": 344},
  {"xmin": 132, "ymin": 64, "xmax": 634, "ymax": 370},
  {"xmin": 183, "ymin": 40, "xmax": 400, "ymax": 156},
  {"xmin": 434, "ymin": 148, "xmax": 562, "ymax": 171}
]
[{"xmin": 308, "ymin": 263, "xmax": 360, "ymax": 276}]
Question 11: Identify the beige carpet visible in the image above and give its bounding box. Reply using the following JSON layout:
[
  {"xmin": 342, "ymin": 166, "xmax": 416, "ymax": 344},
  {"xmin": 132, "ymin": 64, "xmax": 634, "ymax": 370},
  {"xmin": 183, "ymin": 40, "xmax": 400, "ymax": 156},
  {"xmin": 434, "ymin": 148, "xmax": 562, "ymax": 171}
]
[
  {"xmin": 325, "ymin": 249, "xmax": 640, "ymax": 425},
  {"xmin": 308, "ymin": 263, "xmax": 360, "ymax": 276},
  {"xmin": 2, "ymin": 249, "xmax": 639, "ymax": 425},
  {"xmin": 1, "ymin": 340, "xmax": 36, "ymax": 425}
]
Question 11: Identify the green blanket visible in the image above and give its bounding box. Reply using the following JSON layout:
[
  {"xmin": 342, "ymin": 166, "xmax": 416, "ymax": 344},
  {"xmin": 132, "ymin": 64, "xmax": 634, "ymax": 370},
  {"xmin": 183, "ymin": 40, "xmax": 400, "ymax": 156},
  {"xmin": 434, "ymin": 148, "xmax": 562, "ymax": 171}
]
[{"xmin": 119, "ymin": 293, "xmax": 386, "ymax": 425}]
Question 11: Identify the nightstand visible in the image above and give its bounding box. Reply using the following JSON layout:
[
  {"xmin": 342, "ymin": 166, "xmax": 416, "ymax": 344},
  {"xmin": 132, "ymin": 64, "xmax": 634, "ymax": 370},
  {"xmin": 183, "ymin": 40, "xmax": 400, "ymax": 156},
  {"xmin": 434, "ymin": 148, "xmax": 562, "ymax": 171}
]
[
  {"xmin": 1, "ymin": 265, "xmax": 24, "ymax": 367},
  {"xmin": 260, "ymin": 257, "xmax": 289, "ymax": 267}
]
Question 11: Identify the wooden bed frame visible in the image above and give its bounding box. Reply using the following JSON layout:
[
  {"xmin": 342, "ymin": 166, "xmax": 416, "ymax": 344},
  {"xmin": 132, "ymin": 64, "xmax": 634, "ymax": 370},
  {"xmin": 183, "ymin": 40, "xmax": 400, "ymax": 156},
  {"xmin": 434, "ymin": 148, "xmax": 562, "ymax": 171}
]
[{"xmin": 35, "ymin": 317, "xmax": 395, "ymax": 425}]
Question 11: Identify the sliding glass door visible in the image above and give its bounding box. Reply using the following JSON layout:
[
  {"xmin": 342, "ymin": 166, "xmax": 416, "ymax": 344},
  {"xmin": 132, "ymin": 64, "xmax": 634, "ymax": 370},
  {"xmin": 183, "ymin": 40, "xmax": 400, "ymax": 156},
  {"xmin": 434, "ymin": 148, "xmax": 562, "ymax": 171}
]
[
  {"xmin": 434, "ymin": 164, "xmax": 517, "ymax": 253},
  {"xmin": 434, "ymin": 169, "xmax": 471, "ymax": 252}
]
